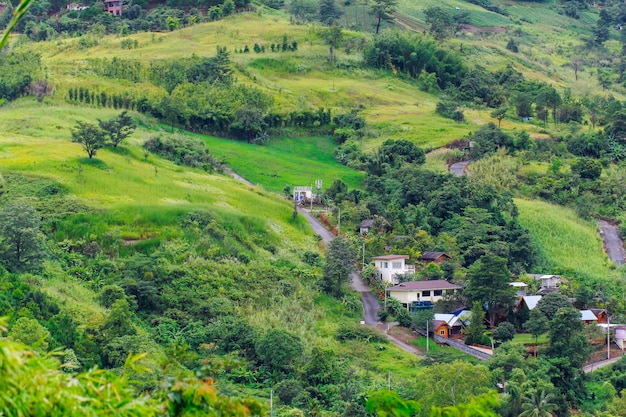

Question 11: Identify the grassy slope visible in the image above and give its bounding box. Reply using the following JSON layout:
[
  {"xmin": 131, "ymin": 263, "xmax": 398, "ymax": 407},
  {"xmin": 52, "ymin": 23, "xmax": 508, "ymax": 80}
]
[
  {"xmin": 515, "ymin": 198, "xmax": 616, "ymax": 280},
  {"xmin": 195, "ymin": 134, "xmax": 364, "ymax": 192}
]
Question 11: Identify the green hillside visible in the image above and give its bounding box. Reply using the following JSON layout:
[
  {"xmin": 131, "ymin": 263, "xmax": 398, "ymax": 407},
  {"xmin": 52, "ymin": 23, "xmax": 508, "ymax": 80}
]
[{"xmin": 2, "ymin": 0, "xmax": 626, "ymax": 414}]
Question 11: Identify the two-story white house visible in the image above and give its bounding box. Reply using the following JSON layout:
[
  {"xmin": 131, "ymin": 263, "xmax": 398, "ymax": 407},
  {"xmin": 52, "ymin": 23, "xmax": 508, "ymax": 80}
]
[{"xmin": 372, "ymin": 255, "xmax": 414, "ymax": 284}]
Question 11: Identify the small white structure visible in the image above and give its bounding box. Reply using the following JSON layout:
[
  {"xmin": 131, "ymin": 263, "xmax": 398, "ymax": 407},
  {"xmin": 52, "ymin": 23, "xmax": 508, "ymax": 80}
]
[
  {"xmin": 509, "ymin": 282, "xmax": 528, "ymax": 296},
  {"xmin": 293, "ymin": 186, "xmax": 312, "ymax": 202},
  {"xmin": 372, "ymin": 255, "xmax": 413, "ymax": 284},
  {"xmin": 615, "ymin": 326, "xmax": 626, "ymax": 350},
  {"xmin": 387, "ymin": 280, "xmax": 462, "ymax": 305}
]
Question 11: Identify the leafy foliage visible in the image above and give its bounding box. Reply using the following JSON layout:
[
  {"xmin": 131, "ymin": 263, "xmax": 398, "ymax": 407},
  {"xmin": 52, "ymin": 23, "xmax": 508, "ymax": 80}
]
[{"xmin": 143, "ymin": 134, "xmax": 222, "ymax": 172}]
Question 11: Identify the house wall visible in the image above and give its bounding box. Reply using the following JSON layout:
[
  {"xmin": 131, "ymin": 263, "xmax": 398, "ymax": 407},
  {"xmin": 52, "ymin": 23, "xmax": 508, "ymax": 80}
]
[
  {"xmin": 375, "ymin": 259, "xmax": 406, "ymax": 284},
  {"xmin": 435, "ymin": 324, "xmax": 449, "ymax": 338},
  {"xmin": 388, "ymin": 289, "xmax": 454, "ymax": 304}
]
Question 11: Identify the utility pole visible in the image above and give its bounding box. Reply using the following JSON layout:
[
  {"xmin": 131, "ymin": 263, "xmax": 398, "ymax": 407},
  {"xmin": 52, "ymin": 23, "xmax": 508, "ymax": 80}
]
[
  {"xmin": 361, "ymin": 238, "xmax": 365, "ymax": 268},
  {"xmin": 387, "ymin": 372, "xmax": 391, "ymax": 391},
  {"xmin": 606, "ymin": 308, "xmax": 611, "ymax": 359},
  {"xmin": 270, "ymin": 390, "xmax": 274, "ymax": 417},
  {"xmin": 426, "ymin": 319, "xmax": 429, "ymax": 352},
  {"xmin": 337, "ymin": 206, "xmax": 341, "ymax": 235}
]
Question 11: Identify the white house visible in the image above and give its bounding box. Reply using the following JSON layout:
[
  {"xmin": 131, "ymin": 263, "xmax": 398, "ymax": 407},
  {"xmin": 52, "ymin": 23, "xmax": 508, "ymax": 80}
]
[
  {"xmin": 293, "ymin": 186, "xmax": 312, "ymax": 202},
  {"xmin": 387, "ymin": 280, "xmax": 462, "ymax": 306},
  {"xmin": 372, "ymin": 255, "xmax": 414, "ymax": 284}
]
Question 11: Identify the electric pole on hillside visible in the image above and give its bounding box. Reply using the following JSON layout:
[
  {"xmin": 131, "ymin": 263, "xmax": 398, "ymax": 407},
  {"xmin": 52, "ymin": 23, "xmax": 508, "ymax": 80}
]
[{"xmin": 315, "ymin": 179, "xmax": 322, "ymax": 204}]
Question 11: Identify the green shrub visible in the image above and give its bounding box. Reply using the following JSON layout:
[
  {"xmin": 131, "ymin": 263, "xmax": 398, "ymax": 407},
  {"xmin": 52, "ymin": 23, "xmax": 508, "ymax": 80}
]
[
  {"xmin": 143, "ymin": 134, "xmax": 222, "ymax": 173},
  {"xmin": 335, "ymin": 323, "xmax": 387, "ymax": 343}
]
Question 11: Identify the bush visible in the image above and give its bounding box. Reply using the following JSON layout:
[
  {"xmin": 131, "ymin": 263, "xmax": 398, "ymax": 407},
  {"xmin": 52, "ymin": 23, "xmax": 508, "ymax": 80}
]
[
  {"xmin": 336, "ymin": 323, "xmax": 387, "ymax": 343},
  {"xmin": 143, "ymin": 134, "xmax": 222, "ymax": 172}
]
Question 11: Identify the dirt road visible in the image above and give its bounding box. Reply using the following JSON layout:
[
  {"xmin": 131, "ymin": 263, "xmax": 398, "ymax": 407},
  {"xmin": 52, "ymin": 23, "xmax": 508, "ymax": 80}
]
[{"xmin": 599, "ymin": 220, "xmax": 625, "ymax": 266}]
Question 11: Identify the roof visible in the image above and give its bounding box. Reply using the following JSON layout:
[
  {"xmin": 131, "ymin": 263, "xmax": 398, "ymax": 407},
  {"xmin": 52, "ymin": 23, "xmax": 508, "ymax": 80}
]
[
  {"xmin": 509, "ymin": 282, "xmax": 528, "ymax": 287},
  {"xmin": 419, "ymin": 252, "xmax": 451, "ymax": 261},
  {"xmin": 433, "ymin": 320, "xmax": 447, "ymax": 330},
  {"xmin": 359, "ymin": 219, "xmax": 374, "ymax": 228},
  {"xmin": 388, "ymin": 280, "xmax": 462, "ymax": 292},
  {"xmin": 434, "ymin": 314, "xmax": 455, "ymax": 324},
  {"xmin": 520, "ymin": 295, "xmax": 542, "ymax": 310},
  {"xmin": 372, "ymin": 255, "xmax": 409, "ymax": 261},
  {"xmin": 591, "ymin": 309, "xmax": 607, "ymax": 315},
  {"xmin": 580, "ymin": 310, "xmax": 598, "ymax": 321}
]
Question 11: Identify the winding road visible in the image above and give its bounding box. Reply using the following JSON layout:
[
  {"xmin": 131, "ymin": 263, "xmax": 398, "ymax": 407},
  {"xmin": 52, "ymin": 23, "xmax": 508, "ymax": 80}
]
[
  {"xmin": 297, "ymin": 208, "xmax": 381, "ymax": 326},
  {"xmin": 449, "ymin": 161, "xmax": 471, "ymax": 177},
  {"xmin": 599, "ymin": 220, "xmax": 625, "ymax": 266},
  {"xmin": 225, "ymin": 170, "xmax": 423, "ymax": 356}
]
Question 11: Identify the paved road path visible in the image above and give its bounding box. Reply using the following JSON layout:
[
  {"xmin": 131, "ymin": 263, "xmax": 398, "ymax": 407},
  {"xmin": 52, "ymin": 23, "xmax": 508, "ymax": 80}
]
[
  {"xmin": 298, "ymin": 209, "xmax": 382, "ymax": 325},
  {"xmin": 599, "ymin": 220, "xmax": 625, "ymax": 266},
  {"xmin": 584, "ymin": 354, "xmax": 624, "ymax": 373},
  {"xmin": 226, "ymin": 172, "xmax": 420, "ymax": 357},
  {"xmin": 449, "ymin": 161, "xmax": 470, "ymax": 177}
]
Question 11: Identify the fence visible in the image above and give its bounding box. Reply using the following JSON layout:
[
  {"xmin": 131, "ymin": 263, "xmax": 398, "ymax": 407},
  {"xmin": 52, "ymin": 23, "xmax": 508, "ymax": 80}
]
[{"xmin": 432, "ymin": 334, "xmax": 491, "ymax": 360}]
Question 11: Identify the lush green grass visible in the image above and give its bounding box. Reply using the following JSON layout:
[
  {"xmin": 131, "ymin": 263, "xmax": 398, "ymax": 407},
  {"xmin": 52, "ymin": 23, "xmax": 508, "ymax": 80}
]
[
  {"xmin": 0, "ymin": 99, "xmax": 313, "ymax": 247},
  {"xmin": 195, "ymin": 133, "xmax": 365, "ymax": 193},
  {"xmin": 511, "ymin": 332, "xmax": 549, "ymax": 345},
  {"xmin": 515, "ymin": 198, "xmax": 616, "ymax": 280}
]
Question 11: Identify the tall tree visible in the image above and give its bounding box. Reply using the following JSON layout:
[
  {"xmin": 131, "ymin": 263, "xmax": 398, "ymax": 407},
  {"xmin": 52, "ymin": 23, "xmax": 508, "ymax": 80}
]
[
  {"xmin": 464, "ymin": 255, "xmax": 515, "ymax": 328},
  {"xmin": 319, "ymin": 0, "xmax": 342, "ymax": 26},
  {"xmin": 523, "ymin": 308, "xmax": 549, "ymax": 348},
  {"xmin": 322, "ymin": 237, "xmax": 356, "ymax": 297},
  {"xmin": 71, "ymin": 121, "xmax": 106, "ymax": 159},
  {"xmin": 0, "ymin": 201, "xmax": 46, "ymax": 272},
  {"xmin": 321, "ymin": 25, "xmax": 343, "ymax": 65},
  {"xmin": 536, "ymin": 292, "xmax": 572, "ymax": 320},
  {"xmin": 490, "ymin": 107, "xmax": 507, "ymax": 128},
  {"xmin": 424, "ymin": 6, "xmax": 453, "ymax": 41},
  {"xmin": 370, "ymin": 0, "xmax": 396, "ymax": 34},
  {"xmin": 98, "ymin": 110, "xmax": 136, "ymax": 148}
]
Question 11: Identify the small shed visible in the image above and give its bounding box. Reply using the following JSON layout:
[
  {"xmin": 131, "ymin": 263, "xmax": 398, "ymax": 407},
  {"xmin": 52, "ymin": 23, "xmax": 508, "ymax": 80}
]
[
  {"xmin": 418, "ymin": 252, "xmax": 451, "ymax": 265},
  {"xmin": 359, "ymin": 219, "xmax": 374, "ymax": 235},
  {"xmin": 509, "ymin": 282, "xmax": 528, "ymax": 297}
]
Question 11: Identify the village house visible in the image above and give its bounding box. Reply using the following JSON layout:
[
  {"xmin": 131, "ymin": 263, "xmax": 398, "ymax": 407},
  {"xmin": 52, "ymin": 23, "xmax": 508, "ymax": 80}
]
[
  {"xmin": 509, "ymin": 282, "xmax": 528, "ymax": 297},
  {"xmin": 293, "ymin": 186, "xmax": 312, "ymax": 202},
  {"xmin": 358, "ymin": 219, "xmax": 374, "ymax": 235},
  {"xmin": 104, "ymin": 0, "xmax": 122, "ymax": 15},
  {"xmin": 515, "ymin": 295, "xmax": 542, "ymax": 312},
  {"xmin": 372, "ymin": 255, "xmax": 415, "ymax": 284},
  {"xmin": 580, "ymin": 309, "xmax": 599, "ymax": 324},
  {"xmin": 387, "ymin": 280, "xmax": 462, "ymax": 308},
  {"xmin": 433, "ymin": 310, "xmax": 471, "ymax": 339},
  {"xmin": 417, "ymin": 251, "xmax": 451, "ymax": 265},
  {"xmin": 526, "ymin": 274, "xmax": 567, "ymax": 294},
  {"xmin": 591, "ymin": 308, "xmax": 608, "ymax": 324}
]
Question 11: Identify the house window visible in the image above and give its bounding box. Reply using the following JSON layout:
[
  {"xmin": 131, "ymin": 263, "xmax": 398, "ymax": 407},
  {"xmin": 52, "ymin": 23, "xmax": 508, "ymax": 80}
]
[
  {"xmin": 422, "ymin": 290, "xmax": 430, "ymax": 297},
  {"xmin": 440, "ymin": 330, "xmax": 445, "ymax": 335},
  {"xmin": 383, "ymin": 262, "xmax": 388, "ymax": 268},
  {"xmin": 434, "ymin": 290, "xmax": 442, "ymax": 296},
  {"xmin": 392, "ymin": 261, "xmax": 402, "ymax": 269}
]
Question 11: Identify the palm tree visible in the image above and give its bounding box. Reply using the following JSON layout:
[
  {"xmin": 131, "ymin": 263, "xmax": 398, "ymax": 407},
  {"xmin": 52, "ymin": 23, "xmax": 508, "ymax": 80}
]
[{"xmin": 518, "ymin": 390, "xmax": 558, "ymax": 417}]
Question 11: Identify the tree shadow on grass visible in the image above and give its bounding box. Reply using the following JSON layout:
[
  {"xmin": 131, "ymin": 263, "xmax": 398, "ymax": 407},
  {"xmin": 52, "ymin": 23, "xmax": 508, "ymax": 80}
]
[{"xmin": 77, "ymin": 157, "xmax": 109, "ymax": 170}]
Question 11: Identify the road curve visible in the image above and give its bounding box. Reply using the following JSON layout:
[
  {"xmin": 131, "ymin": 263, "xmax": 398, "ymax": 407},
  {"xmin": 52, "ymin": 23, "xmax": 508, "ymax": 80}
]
[
  {"xmin": 584, "ymin": 354, "xmax": 625, "ymax": 373},
  {"xmin": 298, "ymin": 209, "xmax": 382, "ymax": 326},
  {"xmin": 599, "ymin": 220, "xmax": 625, "ymax": 266},
  {"xmin": 225, "ymin": 172, "xmax": 417, "ymax": 355},
  {"xmin": 449, "ymin": 161, "xmax": 470, "ymax": 177}
]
